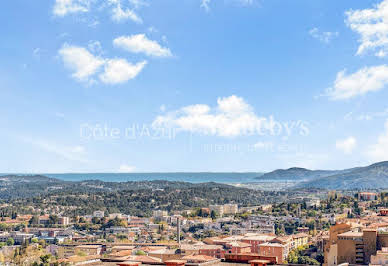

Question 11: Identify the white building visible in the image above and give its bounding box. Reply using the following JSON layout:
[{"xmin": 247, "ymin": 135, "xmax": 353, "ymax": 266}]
[
  {"xmin": 109, "ymin": 213, "xmax": 122, "ymax": 219},
  {"xmin": 223, "ymin": 204, "xmax": 238, "ymax": 214},
  {"xmin": 153, "ymin": 210, "xmax": 168, "ymax": 218},
  {"xmin": 93, "ymin": 211, "xmax": 105, "ymax": 218}
]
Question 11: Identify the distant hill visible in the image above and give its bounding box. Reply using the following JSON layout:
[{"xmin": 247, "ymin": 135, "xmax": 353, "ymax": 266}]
[
  {"xmin": 300, "ymin": 161, "xmax": 388, "ymax": 189},
  {"xmin": 0, "ymin": 175, "xmax": 244, "ymax": 199},
  {"xmin": 255, "ymin": 167, "xmax": 350, "ymax": 181}
]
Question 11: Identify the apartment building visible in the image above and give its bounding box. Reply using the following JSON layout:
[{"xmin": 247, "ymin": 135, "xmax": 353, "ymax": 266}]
[
  {"xmin": 370, "ymin": 247, "xmax": 388, "ymax": 265},
  {"xmin": 93, "ymin": 210, "xmax": 105, "ymax": 218},
  {"xmin": 223, "ymin": 204, "xmax": 238, "ymax": 215},
  {"xmin": 209, "ymin": 205, "xmax": 224, "ymax": 217},
  {"xmin": 153, "ymin": 210, "xmax": 168, "ymax": 218},
  {"xmin": 258, "ymin": 242, "xmax": 287, "ymax": 264},
  {"xmin": 74, "ymin": 244, "xmax": 104, "ymax": 256},
  {"xmin": 325, "ymin": 224, "xmax": 388, "ymax": 265},
  {"xmin": 358, "ymin": 192, "xmax": 378, "ymax": 201},
  {"xmin": 241, "ymin": 235, "xmax": 277, "ymax": 253}
]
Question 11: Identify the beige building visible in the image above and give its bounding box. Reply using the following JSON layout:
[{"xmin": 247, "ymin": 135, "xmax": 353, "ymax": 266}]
[
  {"xmin": 370, "ymin": 247, "xmax": 388, "ymax": 265},
  {"xmin": 75, "ymin": 245, "xmax": 103, "ymax": 256},
  {"xmin": 223, "ymin": 204, "xmax": 238, "ymax": 215},
  {"xmin": 325, "ymin": 224, "xmax": 388, "ymax": 265},
  {"xmin": 209, "ymin": 205, "xmax": 224, "ymax": 217},
  {"xmin": 209, "ymin": 204, "xmax": 238, "ymax": 217},
  {"xmin": 153, "ymin": 210, "xmax": 168, "ymax": 218}
]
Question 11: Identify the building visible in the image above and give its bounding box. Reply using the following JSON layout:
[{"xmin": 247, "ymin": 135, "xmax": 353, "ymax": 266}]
[
  {"xmin": 306, "ymin": 198, "xmax": 321, "ymax": 208},
  {"xmin": 358, "ymin": 192, "xmax": 378, "ymax": 201},
  {"xmin": 241, "ymin": 235, "xmax": 277, "ymax": 253},
  {"xmin": 258, "ymin": 242, "xmax": 287, "ymax": 264},
  {"xmin": 198, "ymin": 245, "xmax": 225, "ymax": 259},
  {"xmin": 153, "ymin": 210, "xmax": 168, "ymax": 218},
  {"xmin": 93, "ymin": 211, "xmax": 105, "ymax": 218},
  {"xmin": 292, "ymin": 233, "xmax": 309, "ymax": 248},
  {"xmin": 325, "ymin": 225, "xmax": 388, "ymax": 265},
  {"xmin": 323, "ymin": 223, "xmax": 352, "ymax": 266},
  {"xmin": 260, "ymin": 205, "xmax": 272, "ymax": 212},
  {"xmin": 336, "ymin": 231, "xmax": 364, "ymax": 265},
  {"xmin": 380, "ymin": 208, "xmax": 388, "ymax": 216},
  {"xmin": 109, "ymin": 213, "xmax": 122, "ymax": 219},
  {"xmin": 225, "ymin": 241, "xmax": 252, "ymax": 254},
  {"xmin": 370, "ymin": 247, "xmax": 388, "ymax": 265},
  {"xmin": 181, "ymin": 254, "xmax": 221, "ymax": 265},
  {"xmin": 74, "ymin": 244, "xmax": 103, "ymax": 256},
  {"xmin": 223, "ymin": 204, "xmax": 238, "ymax": 215},
  {"xmin": 59, "ymin": 216, "xmax": 70, "ymax": 226},
  {"xmin": 209, "ymin": 205, "xmax": 224, "ymax": 217},
  {"xmin": 209, "ymin": 204, "xmax": 238, "ymax": 217},
  {"xmin": 0, "ymin": 232, "xmax": 33, "ymax": 244}
]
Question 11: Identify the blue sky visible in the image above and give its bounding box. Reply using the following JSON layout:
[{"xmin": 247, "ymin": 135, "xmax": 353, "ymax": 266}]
[{"xmin": 1, "ymin": 0, "xmax": 388, "ymax": 173}]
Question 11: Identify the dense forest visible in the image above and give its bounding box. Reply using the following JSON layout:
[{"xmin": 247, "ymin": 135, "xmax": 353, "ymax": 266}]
[{"xmin": 0, "ymin": 175, "xmax": 287, "ymax": 217}]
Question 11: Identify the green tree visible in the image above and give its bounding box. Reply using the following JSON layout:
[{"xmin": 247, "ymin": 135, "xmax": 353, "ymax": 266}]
[{"xmin": 6, "ymin": 237, "xmax": 14, "ymax": 246}]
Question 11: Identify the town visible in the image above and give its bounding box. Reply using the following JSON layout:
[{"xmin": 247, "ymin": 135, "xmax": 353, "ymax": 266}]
[{"xmin": 0, "ymin": 191, "xmax": 387, "ymax": 265}]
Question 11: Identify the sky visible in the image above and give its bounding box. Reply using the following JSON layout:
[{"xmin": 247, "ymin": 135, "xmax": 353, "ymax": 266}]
[{"xmin": 1, "ymin": 0, "xmax": 388, "ymax": 173}]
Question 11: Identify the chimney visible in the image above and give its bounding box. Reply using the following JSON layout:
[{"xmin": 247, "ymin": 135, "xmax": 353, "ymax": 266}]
[{"xmin": 177, "ymin": 217, "xmax": 181, "ymax": 246}]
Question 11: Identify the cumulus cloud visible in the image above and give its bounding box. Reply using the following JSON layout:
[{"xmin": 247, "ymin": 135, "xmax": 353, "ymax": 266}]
[
  {"xmin": 58, "ymin": 44, "xmax": 105, "ymax": 82},
  {"xmin": 109, "ymin": 0, "xmax": 143, "ymax": 23},
  {"xmin": 53, "ymin": 0, "xmax": 91, "ymax": 17},
  {"xmin": 367, "ymin": 119, "xmax": 388, "ymax": 161},
  {"xmin": 309, "ymin": 28, "xmax": 339, "ymax": 44},
  {"xmin": 99, "ymin": 59, "xmax": 147, "ymax": 84},
  {"xmin": 113, "ymin": 34, "xmax": 172, "ymax": 57},
  {"xmin": 153, "ymin": 95, "xmax": 282, "ymax": 137},
  {"xmin": 326, "ymin": 65, "xmax": 388, "ymax": 100},
  {"xmin": 58, "ymin": 43, "xmax": 146, "ymax": 84},
  {"xmin": 346, "ymin": 0, "xmax": 388, "ymax": 57},
  {"xmin": 336, "ymin": 137, "xmax": 357, "ymax": 154},
  {"xmin": 53, "ymin": 0, "xmax": 146, "ymax": 24}
]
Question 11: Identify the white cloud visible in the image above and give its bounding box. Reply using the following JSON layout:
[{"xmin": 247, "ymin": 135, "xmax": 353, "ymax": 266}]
[
  {"xmin": 118, "ymin": 164, "xmax": 136, "ymax": 172},
  {"xmin": 58, "ymin": 44, "xmax": 105, "ymax": 82},
  {"xmin": 113, "ymin": 34, "xmax": 172, "ymax": 57},
  {"xmin": 336, "ymin": 136, "xmax": 357, "ymax": 154},
  {"xmin": 326, "ymin": 65, "xmax": 388, "ymax": 100},
  {"xmin": 201, "ymin": 0, "xmax": 211, "ymax": 12},
  {"xmin": 346, "ymin": 0, "xmax": 388, "ymax": 57},
  {"xmin": 367, "ymin": 119, "xmax": 388, "ymax": 161},
  {"xmin": 309, "ymin": 28, "xmax": 339, "ymax": 44},
  {"xmin": 109, "ymin": 0, "xmax": 143, "ymax": 23},
  {"xmin": 53, "ymin": 0, "xmax": 145, "ymax": 24},
  {"xmin": 99, "ymin": 59, "xmax": 147, "ymax": 84},
  {"xmin": 153, "ymin": 95, "xmax": 279, "ymax": 137},
  {"xmin": 59, "ymin": 43, "xmax": 147, "ymax": 84},
  {"xmin": 53, "ymin": 0, "xmax": 91, "ymax": 17}
]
